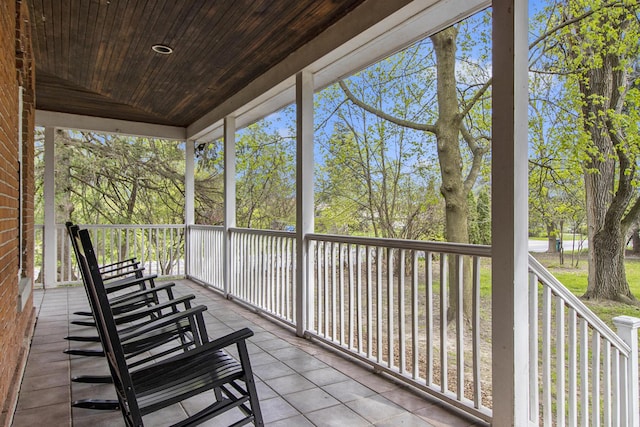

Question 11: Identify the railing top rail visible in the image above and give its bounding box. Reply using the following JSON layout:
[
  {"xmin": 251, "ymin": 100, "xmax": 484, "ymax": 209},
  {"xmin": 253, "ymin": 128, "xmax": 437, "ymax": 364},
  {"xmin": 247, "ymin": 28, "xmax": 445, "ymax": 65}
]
[
  {"xmin": 229, "ymin": 227, "xmax": 295, "ymax": 239},
  {"xmin": 188, "ymin": 224, "xmax": 224, "ymax": 231},
  {"xmin": 306, "ymin": 233, "xmax": 492, "ymax": 257},
  {"xmin": 528, "ymin": 254, "xmax": 630, "ymax": 354},
  {"xmin": 60, "ymin": 224, "xmax": 186, "ymax": 230}
]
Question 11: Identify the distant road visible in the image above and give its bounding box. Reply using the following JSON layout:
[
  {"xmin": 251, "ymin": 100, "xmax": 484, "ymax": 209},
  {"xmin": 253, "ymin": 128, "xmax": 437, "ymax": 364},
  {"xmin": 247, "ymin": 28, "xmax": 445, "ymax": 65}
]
[{"xmin": 528, "ymin": 239, "xmax": 588, "ymax": 253}]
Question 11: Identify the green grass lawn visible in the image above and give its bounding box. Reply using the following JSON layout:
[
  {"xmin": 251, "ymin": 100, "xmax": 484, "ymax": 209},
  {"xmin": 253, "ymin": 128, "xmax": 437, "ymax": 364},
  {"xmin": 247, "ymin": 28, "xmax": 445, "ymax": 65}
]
[{"xmin": 534, "ymin": 254, "xmax": 640, "ymax": 328}]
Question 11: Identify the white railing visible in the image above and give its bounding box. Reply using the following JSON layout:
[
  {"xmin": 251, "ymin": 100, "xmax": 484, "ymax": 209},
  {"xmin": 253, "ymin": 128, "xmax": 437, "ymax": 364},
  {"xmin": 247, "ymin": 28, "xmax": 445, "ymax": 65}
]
[
  {"xmin": 528, "ymin": 255, "xmax": 640, "ymax": 426},
  {"xmin": 187, "ymin": 225, "xmax": 224, "ymax": 290},
  {"xmin": 306, "ymin": 233, "xmax": 493, "ymax": 421},
  {"xmin": 41, "ymin": 224, "xmax": 186, "ymax": 286},
  {"xmin": 41, "ymin": 223, "xmax": 639, "ymax": 423},
  {"xmin": 229, "ymin": 228, "xmax": 296, "ymax": 326}
]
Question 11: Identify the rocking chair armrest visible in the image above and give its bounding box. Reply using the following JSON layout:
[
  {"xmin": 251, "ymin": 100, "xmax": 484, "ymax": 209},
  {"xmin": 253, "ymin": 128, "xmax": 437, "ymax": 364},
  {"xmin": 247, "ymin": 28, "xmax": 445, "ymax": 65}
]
[
  {"xmin": 114, "ymin": 294, "xmax": 195, "ymax": 324},
  {"xmin": 200, "ymin": 327, "xmax": 254, "ymax": 352},
  {"xmin": 104, "ymin": 274, "xmax": 159, "ymax": 293},
  {"xmin": 102, "ymin": 266, "xmax": 146, "ymax": 281},
  {"xmin": 100, "ymin": 263, "xmax": 141, "ymax": 276},
  {"xmin": 98, "ymin": 257, "xmax": 138, "ymax": 271},
  {"xmin": 171, "ymin": 327, "xmax": 254, "ymax": 360},
  {"xmin": 119, "ymin": 305, "xmax": 208, "ymax": 342},
  {"xmin": 110, "ymin": 282, "xmax": 175, "ymax": 306}
]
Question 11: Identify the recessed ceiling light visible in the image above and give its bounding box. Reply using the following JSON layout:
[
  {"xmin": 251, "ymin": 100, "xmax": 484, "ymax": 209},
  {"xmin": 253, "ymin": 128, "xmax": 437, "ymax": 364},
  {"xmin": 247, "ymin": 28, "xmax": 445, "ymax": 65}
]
[{"xmin": 152, "ymin": 44, "xmax": 173, "ymax": 55}]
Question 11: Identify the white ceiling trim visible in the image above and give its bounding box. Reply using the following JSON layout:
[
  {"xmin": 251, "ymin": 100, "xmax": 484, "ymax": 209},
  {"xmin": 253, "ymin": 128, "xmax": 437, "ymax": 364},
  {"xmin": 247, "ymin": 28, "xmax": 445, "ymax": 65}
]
[{"xmin": 35, "ymin": 110, "xmax": 187, "ymax": 140}]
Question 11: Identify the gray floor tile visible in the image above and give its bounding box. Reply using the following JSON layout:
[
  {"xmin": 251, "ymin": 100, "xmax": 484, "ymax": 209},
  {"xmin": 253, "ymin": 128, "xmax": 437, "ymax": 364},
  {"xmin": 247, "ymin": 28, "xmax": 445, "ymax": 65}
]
[
  {"xmin": 283, "ymin": 387, "xmax": 340, "ymax": 414},
  {"xmin": 141, "ymin": 404, "xmax": 188, "ymax": 426},
  {"xmin": 300, "ymin": 366, "xmax": 350, "ymax": 387},
  {"xmin": 414, "ymin": 404, "xmax": 478, "ymax": 427},
  {"xmin": 19, "ymin": 370, "xmax": 70, "ymax": 392},
  {"xmin": 266, "ymin": 414, "xmax": 315, "ymax": 427},
  {"xmin": 255, "ymin": 380, "xmax": 279, "ymax": 400},
  {"xmin": 16, "ymin": 385, "xmax": 70, "ymax": 410},
  {"xmin": 23, "ymin": 359, "xmax": 69, "ymax": 378},
  {"xmin": 267, "ymin": 346, "xmax": 309, "ymax": 361},
  {"xmin": 346, "ymin": 394, "xmax": 406, "ymax": 423},
  {"xmin": 254, "ymin": 360, "xmax": 296, "ymax": 380},
  {"xmin": 71, "ymin": 409, "xmax": 122, "ymax": 426},
  {"xmin": 375, "ymin": 412, "xmax": 436, "ymax": 426},
  {"xmin": 11, "ymin": 403, "xmax": 70, "ymax": 427},
  {"xmin": 282, "ymin": 355, "xmax": 328, "ymax": 372},
  {"xmin": 305, "ymin": 404, "xmax": 370, "ymax": 427},
  {"xmin": 255, "ymin": 338, "xmax": 291, "ymax": 351},
  {"xmin": 264, "ymin": 373, "xmax": 316, "ymax": 395},
  {"xmin": 381, "ymin": 388, "xmax": 432, "ymax": 412},
  {"xmin": 321, "ymin": 380, "xmax": 377, "ymax": 403},
  {"xmin": 259, "ymin": 396, "xmax": 300, "ymax": 423}
]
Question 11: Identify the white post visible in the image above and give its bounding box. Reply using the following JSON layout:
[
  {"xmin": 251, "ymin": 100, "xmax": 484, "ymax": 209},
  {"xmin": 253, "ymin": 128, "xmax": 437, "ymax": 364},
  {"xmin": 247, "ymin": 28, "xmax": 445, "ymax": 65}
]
[
  {"xmin": 224, "ymin": 117, "xmax": 236, "ymax": 297},
  {"xmin": 491, "ymin": 0, "xmax": 530, "ymax": 425},
  {"xmin": 43, "ymin": 126, "xmax": 56, "ymax": 287},
  {"xmin": 296, "ymin": 70, "xmax": 314, "ymax": 337},
  {"xmin": 613, "ymin": 315, "xmax": 640, "ymax": 427},
  {"xmin": 184, "ymin": 139, "xmax": 195, "ymax": 276},
  {"xmin": 18, "ymin": 86, "xmax": 23, "ymax": 280}
]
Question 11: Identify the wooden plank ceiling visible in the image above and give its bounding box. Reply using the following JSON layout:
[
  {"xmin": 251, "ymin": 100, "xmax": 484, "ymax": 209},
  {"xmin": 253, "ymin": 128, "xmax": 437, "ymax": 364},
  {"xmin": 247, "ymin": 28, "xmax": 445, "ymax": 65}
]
[{"xmin": 28, "ymin": 0, "xmax": 366, "ymax": 127}]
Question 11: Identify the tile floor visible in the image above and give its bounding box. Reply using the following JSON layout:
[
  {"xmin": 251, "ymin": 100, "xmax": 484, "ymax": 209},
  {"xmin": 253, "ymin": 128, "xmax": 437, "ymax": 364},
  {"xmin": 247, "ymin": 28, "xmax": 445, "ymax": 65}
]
[{"xmin": 11, "ymin": 280, "xmax": 486, "ymax": 426}]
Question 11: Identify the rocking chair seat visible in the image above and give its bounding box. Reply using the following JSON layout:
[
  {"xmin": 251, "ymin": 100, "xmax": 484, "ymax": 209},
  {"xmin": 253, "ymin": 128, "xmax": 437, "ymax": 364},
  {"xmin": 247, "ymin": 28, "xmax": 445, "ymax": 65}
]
[{"xmin": 133, "ymin": 329, "xmax": 252, "ymax": 417}]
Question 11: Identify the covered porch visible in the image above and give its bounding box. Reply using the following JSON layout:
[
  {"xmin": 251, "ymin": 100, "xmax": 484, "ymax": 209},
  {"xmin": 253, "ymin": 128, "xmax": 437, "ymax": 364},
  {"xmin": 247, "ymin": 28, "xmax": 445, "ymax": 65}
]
[
  {"xmin": 14, "ymin": 0, "xmax": 639, "ymax": 425},
  {"xmin": 13, "ymin": 280, "xmax": 478, "ymax": 427}
]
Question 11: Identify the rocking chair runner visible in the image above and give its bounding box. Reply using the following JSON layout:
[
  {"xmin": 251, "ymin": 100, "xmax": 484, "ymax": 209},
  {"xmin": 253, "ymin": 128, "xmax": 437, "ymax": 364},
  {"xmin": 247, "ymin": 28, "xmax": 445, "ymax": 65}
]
[{"xmin": 75, "ymin": 228, "xmax": 264, "ymax": 426}]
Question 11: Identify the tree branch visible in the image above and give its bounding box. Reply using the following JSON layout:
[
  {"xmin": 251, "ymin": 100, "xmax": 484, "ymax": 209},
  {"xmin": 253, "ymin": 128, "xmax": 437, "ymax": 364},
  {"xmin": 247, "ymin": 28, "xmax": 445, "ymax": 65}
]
[
  {"xmin": 459, "ymin": 78, "xmax": 492, "ymax": 119},
  {"xmin": 529, "ymin": 1, "xmax": 626, "ymax": 52},
  {"xmin": 339, "ymin": 81, "xmax": 436, "ymax": 133},
  {"xmin": 460, "ymin": 123, "xmax": 488, "ymax": 193}
]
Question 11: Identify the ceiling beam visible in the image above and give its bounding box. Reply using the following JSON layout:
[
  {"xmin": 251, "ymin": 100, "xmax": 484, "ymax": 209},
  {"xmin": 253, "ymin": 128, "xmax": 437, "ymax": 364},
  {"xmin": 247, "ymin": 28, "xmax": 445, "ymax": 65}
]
[{"xmin": 35, "ymin": 110, "xmax": 187, "ymax": 140}]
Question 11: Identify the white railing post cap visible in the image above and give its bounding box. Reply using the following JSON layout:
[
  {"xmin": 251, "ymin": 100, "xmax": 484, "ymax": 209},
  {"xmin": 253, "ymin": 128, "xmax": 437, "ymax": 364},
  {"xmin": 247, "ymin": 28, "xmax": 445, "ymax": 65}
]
[{"xmin": 613, "ymin": 315, "xmax": 640, "ymax": 330}]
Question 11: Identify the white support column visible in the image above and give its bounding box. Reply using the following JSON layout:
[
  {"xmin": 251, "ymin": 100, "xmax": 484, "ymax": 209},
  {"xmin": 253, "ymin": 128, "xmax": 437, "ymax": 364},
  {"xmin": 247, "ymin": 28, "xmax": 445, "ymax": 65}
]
[
  {"xmin": 491, "ymin": 0, "xmax": 530, "ymax": 425},
  {"xmin": 295, "ymin": 70, "xmax": 314, "ymax": 337},
  {"xmin": 223, "ymin": 117, "xmax": 236, "ymax": 297},
  {"xmin": 43, "ymin": 127, "xmax": 56, "ymax": 288},
  {"xmin": 17, "ymin": 87, "xmax": 24, "ymax": 280},
  {"xmin": 613, "ymin": 315, "xmax": 640, "ymax": 427},
  {"xmin": 184, "ymin": 139, "xmax": 195, "ymax": 277}
]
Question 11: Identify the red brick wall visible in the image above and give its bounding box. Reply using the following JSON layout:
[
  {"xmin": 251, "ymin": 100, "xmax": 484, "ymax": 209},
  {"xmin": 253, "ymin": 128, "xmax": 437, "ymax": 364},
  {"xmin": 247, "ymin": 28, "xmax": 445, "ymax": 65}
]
[{"xmin": 0, "ymin": 1, "xmax": 36, "ymax": 425}]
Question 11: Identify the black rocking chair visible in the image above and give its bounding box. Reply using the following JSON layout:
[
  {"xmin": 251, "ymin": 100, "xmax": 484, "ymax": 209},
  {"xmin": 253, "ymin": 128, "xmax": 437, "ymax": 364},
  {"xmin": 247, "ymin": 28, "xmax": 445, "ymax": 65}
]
[{"xmin": 74, "ymin": 227, "xmax": 263, "ymax": 426}]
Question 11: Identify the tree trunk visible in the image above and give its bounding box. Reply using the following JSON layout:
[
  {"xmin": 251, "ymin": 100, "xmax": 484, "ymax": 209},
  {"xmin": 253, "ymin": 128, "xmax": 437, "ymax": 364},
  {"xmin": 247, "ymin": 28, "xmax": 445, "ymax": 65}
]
[
  {"xmin": 586, "ymin": 221, "xmax": 633, "ymax": 301},
  {"xmin": 432, "ymin": 28, "xmax": 473, "ymax": 321},
  {"xmin": 583, "ymin": 125, "xmax": 616, "ymax": 298},
  {"xmin": 546, "ymin": 222, "xmax": 558, "ymax": 253},
  {"xmin": 632, "ymin": 227, "xmax": 640, "ymax": 255}
]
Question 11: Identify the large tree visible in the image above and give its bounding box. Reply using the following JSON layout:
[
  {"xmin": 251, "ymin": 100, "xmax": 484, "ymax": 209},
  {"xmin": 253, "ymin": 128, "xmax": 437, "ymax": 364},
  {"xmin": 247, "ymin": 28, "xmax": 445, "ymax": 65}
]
[
  {"xmin": 556, "ymin": 0, "xmax": 640, "ymax": 302},
  {"xmin": 36, "ymin": 130, "xmax": 187, "ymax": 226},
  {"xmin": 334, "ymin": 21, "xmax": 492, "ymax": 319}
]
